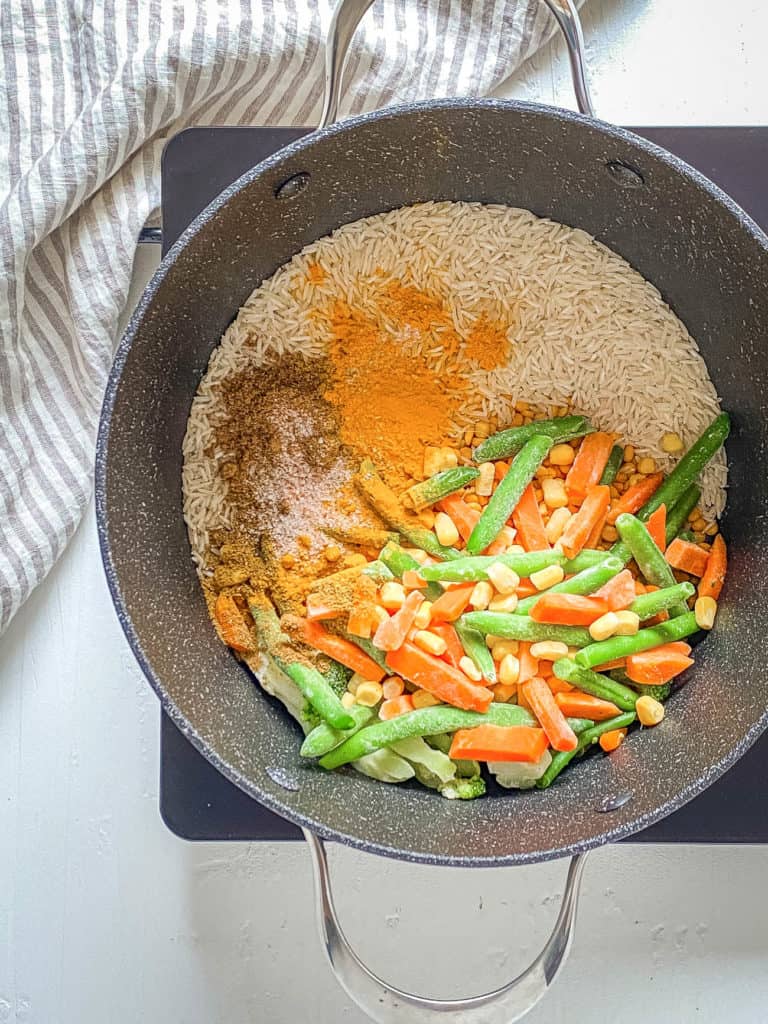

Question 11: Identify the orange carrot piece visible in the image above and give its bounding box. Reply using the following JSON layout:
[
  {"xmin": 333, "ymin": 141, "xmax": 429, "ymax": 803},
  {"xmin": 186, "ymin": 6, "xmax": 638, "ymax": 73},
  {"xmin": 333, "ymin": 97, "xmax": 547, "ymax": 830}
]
[
  {"xmin": 437, "ymin": 494, "xmax": 481, "ymax": 543},
  {"xmin": 429, "ymin": 622, "xmax": 465, "ymax": 669},
  {"xmin": 565, "ymin": 433, "xmax": 615, "ymax": 503},
  {"xmin": 558, "ymin": 485, "xmax": 611, "ymax": 560},
  {"xmin": 517, "ymin": 642, "xmax": 539, "ymax": 684},
  {"xmin": 306, "ymin": 593, "xmax": 342, "ymax": 621},
  {"xmin": 372, "ymin": 591, "xmax": 424, "ymax": 652},
  {"xmin": 665, "ymin": 537, "xmax": 709, "ymax": 577},
  {"xmin": 386, "ymin": 642, "xmax": 493, "ymax": 712},
  {"xmin": 429, "ymin": 583, "xmax": 475, "ymax": 623},
  {"xmin": 516, "ymin": 579, "xmax": 539, "ymax": 598},
  {"xmin": 293, "ymin": 618, "xmax": 385, "ymax": 682},
  {"xmin": 402, "ymin": 568, "xmax": 427, "ymax": 590},
  {"xmin": 537, "ymin": 660, "xmax": 555, "ymax": 679},
  {"xmin": 599, "ymin": 728, "xmax": 627, "ymax": 753},
  {"xmin": 607, "ymin": 472, "xmax": 664, "ymax": 524},
  {"xmin": 347, "ymin": 603, "xmax": 377, "ymax": 638},
  {"xmin": 494, "ymin": 462, "xmax": 510, "ymax": 481},
  {"xmin": 592, "ymin": 657, "xmax": 626, "ymax": 672},
  {"xmin": 530, "ymin": 592, "xmax": 609, "ymax": 626},
  {"xmin": 554, "ymin": 691, "xmax": 622, "ymax": 721},
  {"xmin": 449, "ymin": 724, "xmax": 549, "ymax": 763},
  {"xmin": 593, "ymin": 568, "xmax": 637, "ymax": 611},
  {"xmin": 382, "ymin": 677, "xmax": 405, "ymax": 699},
  {"xmin": 698, "ymin": 533, "xmax": 727, "ymax": 600},
  {"xmin": 512, "ymin": 483, "xmax": 550, "ymax": 551},
  {"xmin": 625, "ymin": 647, "xmax": 694, "ymax": 685},
  {"xmin": 522, "ymin": 676, "xmax": 578, "ymax": 752},
  {"xmin": 546, "ymin": 676, "xmax": 575, "ymax": 694},
  {"xmin": 646, "ymin": 503, "xmax": 667, "ymax": 553},
  {"xmin": 214, "ymin": 593, "xmax": 254, "ymax": 653},
  {"xmin": 379, "ymin": 694, "xmax": 415, "ymax": 720},
  {"xmin": 486, "ymin": 526, "xmax": 517, "ymax": 556},
  {"xmin": 585, "ymin": 508, "xmax": 608, "ymax": 550}
]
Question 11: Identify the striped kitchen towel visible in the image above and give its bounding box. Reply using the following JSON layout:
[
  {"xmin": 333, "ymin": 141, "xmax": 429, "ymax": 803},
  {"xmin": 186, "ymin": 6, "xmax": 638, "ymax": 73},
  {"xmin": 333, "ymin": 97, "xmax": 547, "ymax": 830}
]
[{"xmin": 0, "ymin": 0, "xmax": 577, "ymax": 633}]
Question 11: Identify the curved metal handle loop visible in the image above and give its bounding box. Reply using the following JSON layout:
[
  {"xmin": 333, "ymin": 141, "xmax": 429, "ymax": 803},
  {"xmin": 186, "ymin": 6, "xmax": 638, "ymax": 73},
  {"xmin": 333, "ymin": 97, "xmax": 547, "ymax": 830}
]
[
  {"xmin": 303, "ymin": 829, "xmax": 588, "ymax": 1024},
  {"xmin": 319, "ymin": 0, "xmax": 595, "ymax": 130}
]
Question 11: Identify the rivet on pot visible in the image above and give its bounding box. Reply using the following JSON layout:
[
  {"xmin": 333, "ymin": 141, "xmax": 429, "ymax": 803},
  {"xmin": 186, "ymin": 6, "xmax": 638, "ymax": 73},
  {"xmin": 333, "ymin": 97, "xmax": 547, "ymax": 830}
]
[
  {"xmin": 597, "ymin": 790, "xmax": 633, "ymax": 813},
  {"xmin": 606, "ymin": 161, "xmax": 645, "ymax": 188},
  {"xmin": 275, "ymin": 172, "xmax": 311, "ymax": 200}
]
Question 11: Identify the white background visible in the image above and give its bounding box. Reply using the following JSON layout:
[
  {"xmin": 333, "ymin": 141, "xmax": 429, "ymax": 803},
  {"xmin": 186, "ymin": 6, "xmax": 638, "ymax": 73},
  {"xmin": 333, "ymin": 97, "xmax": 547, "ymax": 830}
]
[{"xmin": 3, "ymin": 1, "xmax": 768, "ymax": 1021}]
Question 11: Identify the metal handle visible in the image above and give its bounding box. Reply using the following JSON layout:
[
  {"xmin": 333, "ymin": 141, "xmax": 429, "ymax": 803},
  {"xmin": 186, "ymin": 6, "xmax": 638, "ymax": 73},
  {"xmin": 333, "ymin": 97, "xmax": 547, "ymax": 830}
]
[
  {"xmin": 304, "ymin": 828, "xmax": 588, "ymax": 1024},
  {"xmin": 319, "ymin": 0, "xmax": 595, "ymax": 130}
]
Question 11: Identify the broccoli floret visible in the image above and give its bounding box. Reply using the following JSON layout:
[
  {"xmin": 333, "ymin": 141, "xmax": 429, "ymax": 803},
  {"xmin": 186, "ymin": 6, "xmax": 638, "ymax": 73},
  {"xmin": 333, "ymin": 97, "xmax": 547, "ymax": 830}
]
[
  {"xmin": 323, "ymin": 659, "xmax": 351, "ymax": 698},
  {"xmin": 440, "ymin": 775, "xmax": 486, "ymax": 800}
]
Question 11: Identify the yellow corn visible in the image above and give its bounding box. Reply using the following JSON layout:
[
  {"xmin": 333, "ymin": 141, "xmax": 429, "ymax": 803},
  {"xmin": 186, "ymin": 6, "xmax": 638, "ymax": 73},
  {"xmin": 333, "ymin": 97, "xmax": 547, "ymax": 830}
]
[
  {"xmin": 341, "ymin": 691, "xmax": 356, "ymax": 709},
  {"xmin": 488, "ymin": 593, "xmax": 519, "ymax": 613},
  {"xmin": 487, "ymin": 561, "xmax": 519, "ymax": 594},
  {"xmin": 661, "ymin": 432, "xmax": 684, "ymax": 454},
  {"xmin": 589, "ymin": 611, "xmax": 620, "ymax": 641},
  {"xmin": 530, "ymin": 564, "xmax": 565, "ymax": 591},
  {"xmin": 623, "ymin": 444, "xmax": 635, "ymax": 462},
  {"xmin": 637, "ymin": 456, "xmax": 656, "ymax": 475},
  {"xmin": 413, "ymin": 630, "xmax": 447, "ymax": 656},
  {"xmin": 407, "ymin": 548, "xmax": 429, "ymax": 564},
  {"xmin": 530, "ymin": 640, "xmax": 569, "ymax": 661},
  {"xmin": 613, "ymin": 610, "xmax": 640, "ymax": 636},
  {"xmin": 372, "ymin": 604, "xmax": 390, "ymax": 627},
  {"xmin": 545, "ymin": 506, "xmax": 572, "ymax": 544},
  {"xmin": 412, "ymin": 601, "xmax": 433, "ymax": 630},
  {"xmin": 412, "ymin": 689, "xmax": 441, "ymax": 709},
  {"xmin": 355, "ymin": 681, "xmax": 383, "ymax": 707},
  {"xmin": 491, "ymin": 526, "xmax": 518, "ymax": 552},
  {"xmin": 379, "ymin": 581, "xmax": 406, "ymax": 610},
  {"xmin": 549, "ymin": 443, "xmax": 576, "ymax": 467},
  {"xmin": 491, "ymin": 638, "xmax": 519, "ymax": 659},
  {"xmin": 423, "ymin": 446, "xmax": 457, "ymax": 477},
  {"xmin": 476, "ymin": 462, "xmax": 495, "ymax": 496},
  {"xmin": 636, "ymin": 695, "xmax": 665, "ymax": 726},
  {"xmin": 498, "ymin": 653, "xmax": 520, "ymax": 685},
  {"xmin": 507, "ymin": 543, "xmax": 526, "ymax": 555},
  {"xmin": 474, "ymin": 420, "xmax": 491, "ymax": 438},
  {"xmin": 459, "ymin": 656, "xmax": 483, "ymax": 682},
  {"xmin": 418, "ymin": 509, "xmax": 436, "ymax": 529},
  {"xmin": 704, "ymin": 522, "xmax": 719, "ymax": 537},
  {"xmin": 695, "ymin": 596, "xmax": 717, "ymax": 630},
  {"xmin": 469, "ymin": 581, "xmax": 494, "ymax": 610},
  {"xmin": 434, "ymin": 511, "xmax": 460, "ymax": 547},
  {"xmin": 493, "ymin": 683, "xmax": 517, "ymax": 703},
  {"xmin": 541, "ymin": 477, "xmax": 568, "ymax": 509},
  {"xmin": 601, "ymin": 524, "xmax": 619, "ymax": 543},
  {"xmin": 691, "ymin": 517, "xmax": 707, "ymax": 533}
]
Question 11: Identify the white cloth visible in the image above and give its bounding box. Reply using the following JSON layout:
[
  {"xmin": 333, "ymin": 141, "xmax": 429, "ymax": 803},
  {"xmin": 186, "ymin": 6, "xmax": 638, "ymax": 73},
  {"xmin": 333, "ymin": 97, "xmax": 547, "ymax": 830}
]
[{"xmin": 0, "ymin": 0, "xmax": 572, "ymax": 632}]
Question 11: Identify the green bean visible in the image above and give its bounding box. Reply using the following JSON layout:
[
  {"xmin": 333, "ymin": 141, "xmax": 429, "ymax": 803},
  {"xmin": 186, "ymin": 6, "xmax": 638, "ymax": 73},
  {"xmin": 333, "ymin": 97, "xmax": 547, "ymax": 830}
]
[
  {"xmin": 455, "ymin": 622, "xmax": 497, "ymax": 683},
  {"xmin": 248, "ymin": 595, "xmax": 288, "ymax": 655},
  {"xmin": 666, "ymin": 485, "xmax": 701, "ymax": 544},
  {"xmin": 360, "ymin": 559, "xmax": 395, "ymax": 582},
  {"xmin": 562, "ymin": 549, "xmax": 610, "ymax": 574},
  {"xmin": 629, "ymin": 581, "xmax": 695, "ymax": 620},
  {"xmin": 319, "ymin": 703, "xmax": 536, "ymax": 770},
  {"xmin": 553, "ymin": 658, "xmax": 639, "ymax": 711},
  {"xmin": 599, "ymin": 445, "xmax": 624, "ymax": 486},
  {"xmin": 568, "ymin": 718, "xmax": 598, "ymax": 735},
  {"xmin": 460, "ymin": 611, "xmax": 593, "ymax": 646},
  {"xmin": 378, "ymin": 542, "xmax": 442, "ymax": 600},
  {"xmin": 515, "ymin": 557, "xmax": 624, "ymax": 615},
  {"xmin": 574, "ymin": 612, "xmax": 699, "ymax": 669},
  {"xmin": 537, "ymin": 712, "xmax": 637, "ymax": 788},
  {"xmin": 467, "ymin": 434, "xmax": 553, "ymax": 553},
  {"xmin": 300, "ymin": 704, "xmax": 375, "ymax": 758},
  {"xmin": 676, "ymin": 530, "xmax": 698, "ymax": 544},
  {"xmin": 405, "ymin": 466, "xmax": 480, "ymax": 512},
  {"xmin": 615, "ymin": 513, "xmax": 687, "ymax": 616},
  {"xmin": 421, "ymin": 549, "xmax": 564, "ymax": 583},
  {"xmin": 473, "ymin": 416, "xmax": 594, "ymax": 462},
  {"xmin": 283, "ymin": 662, "xmax": 355, "ymax": 730},
  {"xmin": 346, "ymin": 635, "xmax": 389, "ymax": 671}
]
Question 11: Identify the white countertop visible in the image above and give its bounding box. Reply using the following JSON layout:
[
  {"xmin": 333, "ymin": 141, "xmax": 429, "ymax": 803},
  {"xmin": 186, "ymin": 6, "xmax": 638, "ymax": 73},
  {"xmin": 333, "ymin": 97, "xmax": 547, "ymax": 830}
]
[{"xmin": 3, "ymin": 2, "xmax": 768, "ymax": 1021}]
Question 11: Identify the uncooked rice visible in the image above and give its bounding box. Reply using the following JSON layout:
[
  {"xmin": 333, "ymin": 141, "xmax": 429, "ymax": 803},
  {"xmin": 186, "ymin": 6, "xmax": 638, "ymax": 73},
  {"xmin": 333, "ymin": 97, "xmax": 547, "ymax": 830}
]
[{"xmin": 182, "ymin": 201, "xmax": 727, "ymax": 566}]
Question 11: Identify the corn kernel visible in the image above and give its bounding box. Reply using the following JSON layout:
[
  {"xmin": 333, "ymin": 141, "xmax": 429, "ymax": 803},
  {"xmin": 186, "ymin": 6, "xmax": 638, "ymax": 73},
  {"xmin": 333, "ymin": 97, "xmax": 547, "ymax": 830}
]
[
  {"xmin": 382, "ymin": 676, "xmax": 405, "ymax": 699},
  {"xmin": 688, "ymin": 506, "xmax": 702, "ymax": 523},
  {"xmin": 418, "ymin": 509, "xmax": 436, "ymax": 529},
  {"xmin": 476, "ymin": 461, "xmax": 495, "ymax": 496},
  {"xmin": 487, "ymin": 561, "xmax": 519, "ymax": 594},
  {"xmin": 589, "ymin": 611, "xmax": 620, "ymax": 641},
  {"xmin": 464, "ymin": 427, "xmax": 474, "ymax": 446},
  {"xmin": 695, "ymin": 595, "xmax": 717, "ymax": 630},
  {"xmin": 412, "ymin": 688, "xmax": 441, "ymax": 708},
  {"xmin": 412, "ymin": 601, "xmax": 433, "ymax": 630},
  {"xmin": 535, "ymin": 466, "xmax": 556, "ymax": 480},
  {"xmin": 470, "ymin": 581, "xmax": 494, "ymax": 610},
  {"xmin": 547, "ymin": 443, "xmax": 574, "ymax": 467},
  {"xmin": 530, "ymin": 640, "xmax": 569, "ymax": 661},
  {"xmin": 489, "ymin": 592, "xmax": 519, "ymax": 613},
  {"xmin": 636, "ymin": 695, "xmax": 665, "ymax": 727},
  {"xmin": 629, "ymin": 473, "xmax": 644, "ymax": 486},
  {"xmin": 637, "ymin": 457, "xmax": 656, "ymax": 475},
  {"xmin": 491, "ymin": 638, "xmax": 519, "ymax": 659},
  {"xmin": 323, "ymin": 544, "xmax": 342, "ymax": 562},
  {"xmin": 341, "ymin": 691, "xmax": 356, "ymax": 709},
  {"xmin": 379, "ymin": 581, "xmax": 406, "ymax": 610},
  {"xmin": 692, "ymin": 517, "xmax": 707, "ymax": 533},
  {"xmin": 408, "ymin": 548, "xmax": 429, "ymax": 564},
  {"xmin": 371, "ymin": 605, "xmax": 390, "ymax": 628},
  {"xmin": 434, "ymin": 511, "xmax": 460, "ymax": 547},
  {"xmin": 545, "ymin": 506, "xmax": 572, "ymax": 544},
  {"xmin": 530, "ymin": 564, "xmax": 565, "ymax": 591},
  {"xmin": 423, "ymin": 446, "xmax": 457, "ymax": 477},
  {"xmin": 623, "ymin": 445, "xmax": 635, "ymax": 462},
  {"xmin": 474, "ymin": 420, "xmax": 491, "ymax": 438},
  {"xmin": 661, "ymin": 432, "xmax": 684, "ymax": 454},
  {"xmin": 460, "ymin": 446, "xmax": 473, "ymax": 460},
  {"xmin": 413, "ymin": 629, "xmax": 447, "ymax": 655},
  {"xmin": 347, "ymin": 675, "xmax": 361, "ymax": 694},
  {"xmin": 499, "ymin": 654, "xmax": 520, "ymax": 685},
  {"xmin": 613, "ymin": 610, "xmax": 640, "ymax": 635},
  {"xmin": 507, "ymin": 544, "xmax": 526, "ymax": 555},
  {"xmin": 704, "ymin": 521, "xmax": 719, "ymax": 536},
  {"xmin": 459, "ymin": 656, "xmax": 483, "ymax": 681},
  {"xmin": 355, "ymin": 681, "xmax": 383, "ymax": 707},
  {"xmin": 541, "ymin": 477, "xmax": 568, "ymax": 509},
  {"xmin": 601, "ymin": 524, "xmax": 619, "ymax": 543},
  {"xmin": 492, "ymin": 682, "xmax": 517, "ymax": 703}
]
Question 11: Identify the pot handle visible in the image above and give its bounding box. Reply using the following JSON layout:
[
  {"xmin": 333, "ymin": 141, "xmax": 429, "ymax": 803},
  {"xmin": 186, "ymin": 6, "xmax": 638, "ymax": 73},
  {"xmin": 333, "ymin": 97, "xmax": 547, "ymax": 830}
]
[
  {"xmin": 319, "ymin": 0, "xmax": 595, "ymax": 130},
  {"xmin": 303, "ymin": 828, "xmax": 588, "ymax": 1024}
]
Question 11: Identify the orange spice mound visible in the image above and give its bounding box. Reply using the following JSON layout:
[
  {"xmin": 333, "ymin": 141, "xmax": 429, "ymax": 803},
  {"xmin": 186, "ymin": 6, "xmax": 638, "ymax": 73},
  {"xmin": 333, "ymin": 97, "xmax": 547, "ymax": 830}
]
[
  {"xmin": 306, "ymin": 261, "xmax": 326, "ymax": 285},
  {"xmin": 463, "ymin": 313, "xmax": 509, "ymax": 370},
  {"xmin": 323, "ymin": 297, "xmax": 462, "ymax": 489},
  {"xmin": 381, "ymin": 281, "xmax": 459, "ymax": 351}
]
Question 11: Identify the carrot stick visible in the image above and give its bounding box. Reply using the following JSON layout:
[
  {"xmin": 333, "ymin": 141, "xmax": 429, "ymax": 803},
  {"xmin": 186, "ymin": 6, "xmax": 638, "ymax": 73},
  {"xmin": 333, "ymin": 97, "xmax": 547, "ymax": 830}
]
[
  {"xmin": 402, "ymin": 568, "xmax": 427, "ymax": 590},
  {"xmin": 565, "ymin": 433, "xmax": 615, "ymax": 503},
  {"xmin": 607, "ymin": 472, "xmax": 664, "ymax": 524},
  {"xmin": 517, "ymin": 641, "xmax": 539, "ymax": 683},
  {"xmin": 449, "ymin": 724, "xmax": 549, "ymax": 763},
  {"xmin": 698, "ymin": 533, "xmax": 727, "ymax": 599},
  {"xmin": 347, "ymin": 604, "xmax": 377, "ymax": 638},
  {"xmin": 516, "ymin": 579, "xmax": 539, "ymax": 599},
  {"xmin": 546, "ymin": 676, "xmax": 575, "ymax": 694},
  {"xmin": 593, "ymin": 568, "xmax": 636, "ymax": 611},
  {"xmin": 386, "ymin": 642, "xmax": 494, "ymax": 712},
  {"xmin": 429, "ymin": 583, "xmax": 475, "ymax": 623},
  {"xmin": 625, "ymin": 647, "xmax": 694, "ymax": 685},
  {"xmin": 429, "ymin": 622, "xmax": 465, "ymax": 669},
  {"xmin": 599, "ymin": 728, "xmax": 627, "ymax": 752},
  {"xmin": 558, "ymin": 485, "xmax": 611, "ymax": 560},
  {"xmin": 585, "ymin": 508, "xmax": 608, "ymax": 550},
  {"xmin": 592, "ymin": 657, "xmax": 626, "ymax": 672},
  {"xmin": 306, "ymin": 593, "xmax": 342, "ymax": 621},
  {"xmin": 379, "ymin": 694, "xmax": 415, "ymax": 719},
  {"xmin": 292, "ymin": 618, "xmax": 385, "ymax": 681},
  {"xmin": 214, "ymin": 593, "xmax": 254, "ymax": 653},
  {"xmin": 372, "ymin": 591, "xmax": 424, "ymax": 652},
  {"xmin": 522, "ymin": 676, "xmax": 578, "ymax": 752},
  {"xmin": 646, "ymin": 503, "xmax": 667, "ymax": 553},
  {"xmin": 512, "ymin": 483, "xmax": 550, "ymax": 551},
  {"xmin": 665, "ymin": 537, "xmax": 709, "ymax": 577},
  {"xmin": 437, "ymin": 494, "xmax": 481, "ymax": 542},
  {"xmin": 530, "ymin": 592, "xmax": 609, "ymax": 626},
  {"xmin": 554, "ymin": 691, "xmax": 622, "ymax": 721}
]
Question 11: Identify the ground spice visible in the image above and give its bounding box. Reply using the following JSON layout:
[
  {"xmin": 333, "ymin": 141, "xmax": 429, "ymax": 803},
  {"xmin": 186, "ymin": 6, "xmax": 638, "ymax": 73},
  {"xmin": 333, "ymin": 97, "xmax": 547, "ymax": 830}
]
[
  {"xmin": 306, "ymin": 261, "xmax": 325, "ymax": 285},
  {"xmin": 463, "ymin": 313, "xmax": 509, "ymax": 370}
]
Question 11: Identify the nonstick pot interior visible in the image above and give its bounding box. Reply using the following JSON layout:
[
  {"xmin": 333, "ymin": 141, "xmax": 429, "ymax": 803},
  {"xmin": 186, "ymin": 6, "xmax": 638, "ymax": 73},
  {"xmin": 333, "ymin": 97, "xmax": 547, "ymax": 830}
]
[{"xmin": 96, "ymin": 100, "xmax": 768, "ymax": 865}]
